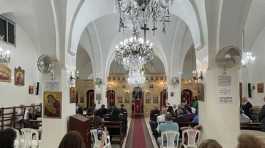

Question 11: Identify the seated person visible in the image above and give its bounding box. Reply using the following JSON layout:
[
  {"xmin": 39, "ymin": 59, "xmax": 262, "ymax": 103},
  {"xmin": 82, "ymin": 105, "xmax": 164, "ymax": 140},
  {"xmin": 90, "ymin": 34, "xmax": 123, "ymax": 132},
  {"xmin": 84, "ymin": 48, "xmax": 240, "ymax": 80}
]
[
  {"xmin": 120, "ymin": 104, "xmax": 127, "ymax": 114},
  {"xmin": 258, "ymin": 97, "xmax": 265, "ymax": 131},
  {"xmin": 87, "ymin": 104, "xmax": 96, "ymax": 115},
  {"xmin": 192, "ymin": 109, "xmax": 199, "ymax": 124},
  {"xmin": 241, "ymin": 97, "xmax": 253, "ymax": 119},
  {"xmin": 157, "ymin": 108, "xmax": 167, "ymax": 124},
  {"xmin": 0, "ymin": 128, "xmax": 17, "ymax": 148},
  {"xmin": 76, "ymin": 105, "xmax": 83, "ymax": 115},
  {"xmin": 110, "ymin": 105, "xmax": 121, "ymax": 121},
  {"xmin": 167, "ymin": 106, "xmax": 175, "ymax": 117},
  {"xmin": 149, "ymin": 106, "xmax": 160, "ymax": 137},
  {"xmin": 150, "ymin": 106, "xmax": 160, "ymax": 121},
  {"xmin": 240, "ymin": 109, "xmax": 252, "ymax": 123},
  {"xmin": 157, "ymin": 113, "xmax": 179, "ymax": 144},
  {"xmin": 157, "ymin": 113, "xmax": 179, "ymax": 133},
  {"xmin": 95, "ymin": 104, "xmax": 108, "ymax": 118}
]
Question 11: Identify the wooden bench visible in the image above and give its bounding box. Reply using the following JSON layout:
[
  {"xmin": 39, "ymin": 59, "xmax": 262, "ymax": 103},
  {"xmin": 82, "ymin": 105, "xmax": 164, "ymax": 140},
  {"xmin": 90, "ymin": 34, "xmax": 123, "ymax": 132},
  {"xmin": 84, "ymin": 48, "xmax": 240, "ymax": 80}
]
[
  {"xmin": 240, "ymin": 122, "xmax": 263, "ymax": 130},
  {"xmin": 0, "ymin": 104, "xmax": 42, "ymax": 130},
  {"xmin": 103, "ymin": 121, "xmax": 124, "ymax": 147}
]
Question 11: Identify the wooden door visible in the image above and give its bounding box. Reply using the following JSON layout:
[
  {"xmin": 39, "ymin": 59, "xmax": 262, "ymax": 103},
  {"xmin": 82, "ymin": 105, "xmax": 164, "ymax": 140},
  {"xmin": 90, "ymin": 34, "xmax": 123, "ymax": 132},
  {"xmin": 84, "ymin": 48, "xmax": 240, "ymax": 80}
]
[
  {"xmin": 86, "ymin": 90, "xmax": 95, "ymax": 108},
  {"xmin": 107, "ymin": 90, "xmax": 115, "ymax": 107},
  {"xmin": 160, "ymin": 89, "xmax": 168, "ymax": 110}
]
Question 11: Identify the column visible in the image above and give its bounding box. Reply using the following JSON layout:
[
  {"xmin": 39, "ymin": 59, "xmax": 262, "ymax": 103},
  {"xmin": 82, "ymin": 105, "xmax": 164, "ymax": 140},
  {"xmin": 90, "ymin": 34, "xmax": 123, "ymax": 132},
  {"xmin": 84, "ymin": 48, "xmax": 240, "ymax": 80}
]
[
  {"xmin": 94, "ymin": 82, "xmax": 107, "ymax": 109},
  {"xmin": 167, "ymin": 75, "xmax": 182, "ymax": 106},
  {"xmin": 199, "ymin": 67, "xmax": 240, "ymax": 148},
  {"xmin": 40, "ymin": 66, "xmax": 76, "ymax": 148}
]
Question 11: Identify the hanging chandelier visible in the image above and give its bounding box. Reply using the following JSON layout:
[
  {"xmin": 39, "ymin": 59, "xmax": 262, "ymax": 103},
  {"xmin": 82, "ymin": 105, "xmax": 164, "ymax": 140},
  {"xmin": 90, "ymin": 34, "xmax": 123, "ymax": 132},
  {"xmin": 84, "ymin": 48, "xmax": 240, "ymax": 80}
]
[
  {"xmin": 116, "ymin": 0, "xmax": 174, "ymax": 34},
  {"xmin": 241, "ymin": 31, "xmax": 256, "ymax": 66},
  {"xmin": 114, "ymin": 36, "xmax": 154, "ymax": 70},
  {"xmin": 0, "ymin": 36, "xmax": 11, "ymax": 64},
  {"xmin": 241, "ymin": 52, "xmax": 255, "ymax": 66},
  {"xmin": 127, "ymin": 68, "xmax": 145, "ymax": 85}
]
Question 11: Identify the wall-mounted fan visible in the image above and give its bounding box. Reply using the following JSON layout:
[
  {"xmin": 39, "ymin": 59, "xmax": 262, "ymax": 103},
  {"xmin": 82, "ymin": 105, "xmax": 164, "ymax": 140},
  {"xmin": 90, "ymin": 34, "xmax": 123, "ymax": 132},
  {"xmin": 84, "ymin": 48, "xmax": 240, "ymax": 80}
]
[
  {"xmin": 215, "ymin": 46, "xmax": 242, "ymax": 72},
  {"xmin": 37, "ymin": 55, "xmax": 54, "ymax": 74}
]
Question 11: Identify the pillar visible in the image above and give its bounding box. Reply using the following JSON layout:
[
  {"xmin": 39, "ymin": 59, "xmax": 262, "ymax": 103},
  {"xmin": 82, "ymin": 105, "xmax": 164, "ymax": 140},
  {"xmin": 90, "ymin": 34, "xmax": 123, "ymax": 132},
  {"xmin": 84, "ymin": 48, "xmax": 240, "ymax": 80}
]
[
  {"xmin": 167, "ymin": 83, "xmax": 181, "ymax": 106},
  {"xmin": 95, "ymin": 82, "xmax": 107, "ymax": 109},
  {"xmin": 199, "ymin": 66, "xmax": 240, "ymax": 148},
  {"xmin": 40, "ymin": 66, "xmax": 76, "ymax": 148}
]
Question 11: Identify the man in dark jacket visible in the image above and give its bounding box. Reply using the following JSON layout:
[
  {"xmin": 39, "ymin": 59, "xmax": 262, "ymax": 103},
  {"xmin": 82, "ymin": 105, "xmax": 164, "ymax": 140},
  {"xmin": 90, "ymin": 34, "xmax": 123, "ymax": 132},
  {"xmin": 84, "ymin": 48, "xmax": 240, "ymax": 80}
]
[
  {"xmin": 242, "ymin": 97, "xmax": 253, "ymax": 119},
  {"xmin": 259, "ymin": 97, "xmax": 265, "ymax": 131}
]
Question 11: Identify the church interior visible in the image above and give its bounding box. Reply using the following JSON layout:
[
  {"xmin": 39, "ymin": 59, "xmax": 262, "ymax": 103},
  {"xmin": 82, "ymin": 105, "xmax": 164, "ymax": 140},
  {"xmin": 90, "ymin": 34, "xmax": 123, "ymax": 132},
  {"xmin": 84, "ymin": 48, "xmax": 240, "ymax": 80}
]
[{"xmin": 1, "ymin": 0, "xmax": 265, "ymax": 148}]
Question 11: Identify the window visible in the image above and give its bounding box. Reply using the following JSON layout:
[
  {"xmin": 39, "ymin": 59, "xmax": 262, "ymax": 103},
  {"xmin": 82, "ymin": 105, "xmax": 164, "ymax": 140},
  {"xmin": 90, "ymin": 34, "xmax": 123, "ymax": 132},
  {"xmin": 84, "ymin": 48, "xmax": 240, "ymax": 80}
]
[{"xmin": 0, "ymin": 15, "xmax": 16, "ymax": 46}]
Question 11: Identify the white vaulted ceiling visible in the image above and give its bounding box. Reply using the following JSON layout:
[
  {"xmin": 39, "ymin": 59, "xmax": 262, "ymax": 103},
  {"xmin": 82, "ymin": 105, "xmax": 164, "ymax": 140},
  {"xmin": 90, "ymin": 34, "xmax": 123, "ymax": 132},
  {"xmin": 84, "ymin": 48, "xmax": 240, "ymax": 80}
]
[{"xmin": 78, "ymin": 13, "xmax": 194, "ymax": 78}]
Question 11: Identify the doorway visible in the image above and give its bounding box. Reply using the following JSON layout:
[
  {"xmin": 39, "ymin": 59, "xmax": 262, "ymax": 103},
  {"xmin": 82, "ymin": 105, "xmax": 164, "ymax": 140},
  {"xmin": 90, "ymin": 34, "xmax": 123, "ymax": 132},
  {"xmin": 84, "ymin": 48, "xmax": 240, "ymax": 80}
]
[
  {"xmin": 86, "ymin": 90, "xmax": 95, "ymax": 108},
  {"xmin": 107, "ymin": 90, "xmax": 115, "ymax": 107},
  {"xmin": 132, "ymin": 87, "xmax": 144, "ymax": 114}
]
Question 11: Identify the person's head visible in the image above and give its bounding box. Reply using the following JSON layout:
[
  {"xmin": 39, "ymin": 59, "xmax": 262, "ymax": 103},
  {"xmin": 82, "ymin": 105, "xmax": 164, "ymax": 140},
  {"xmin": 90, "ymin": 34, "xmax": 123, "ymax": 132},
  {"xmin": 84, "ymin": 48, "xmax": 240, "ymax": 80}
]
[
  {"xmin": 0, "ymin": 128, "xmax": 17, "ymax": 148},
  {"xmin": 165, "ymin": 113, "xmax": 173, "ymax": 121},
  {"xmin": 167, "ymin": 106, "xmax": 174, "ymax": 112},
  {"xmin": 120, "ymin": 104, "xmax": 124, "ymax": 109},
  {"xmin": 199, "ymin": 139, "xmax": 222, "ymax": 148},
  {"xmin": 237, "ymin": 134, "xmax": 265, "ymax": 148},
  {"xmin": 58, "ymin": 131, "xmax": 85, "ymax": 148},
  {"xmin": 101, "ymin": 104, "xmax": 105, "ymax": 109}
]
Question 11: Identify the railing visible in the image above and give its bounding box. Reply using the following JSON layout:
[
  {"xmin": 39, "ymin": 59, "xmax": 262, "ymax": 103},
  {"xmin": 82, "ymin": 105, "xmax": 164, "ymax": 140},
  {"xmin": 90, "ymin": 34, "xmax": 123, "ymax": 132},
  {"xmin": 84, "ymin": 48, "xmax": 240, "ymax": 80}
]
[{"xmin": 0, "ymin": 104, "xmax": 42, "ymax": 130}]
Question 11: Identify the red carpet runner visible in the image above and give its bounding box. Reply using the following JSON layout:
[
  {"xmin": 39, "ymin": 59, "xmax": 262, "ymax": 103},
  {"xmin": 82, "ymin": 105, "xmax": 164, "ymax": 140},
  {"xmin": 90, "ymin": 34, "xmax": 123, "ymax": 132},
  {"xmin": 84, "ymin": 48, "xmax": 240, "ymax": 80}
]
[{"xmin": 132, "ymin": 118, "xmax": 146, "ymax": 148}]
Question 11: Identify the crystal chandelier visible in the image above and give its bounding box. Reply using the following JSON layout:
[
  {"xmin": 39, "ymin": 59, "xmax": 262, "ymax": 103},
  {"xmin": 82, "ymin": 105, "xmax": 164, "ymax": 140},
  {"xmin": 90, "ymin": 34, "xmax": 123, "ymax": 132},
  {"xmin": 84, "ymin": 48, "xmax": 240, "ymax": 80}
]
[
  {"xmin": 241, "ymin": 31, "xmax": 256, "ymax": 66},
  {"xmin": 241, "ymin": 52, "xmax": 255, "ymax": 66},
  {"xmin": 0, "ymin": 36, "xmax": 11, "ymax": 64},
  {"xmin": 114, "ymin": 36, "xmax": 154, "ymax": 70},
  {"xmin": 116, "ymin": 0, "xmax": 174, "ymax": 34},
  {"xmin": 127, "ymin": 68, "xmax": 145, "ymax": 85}
]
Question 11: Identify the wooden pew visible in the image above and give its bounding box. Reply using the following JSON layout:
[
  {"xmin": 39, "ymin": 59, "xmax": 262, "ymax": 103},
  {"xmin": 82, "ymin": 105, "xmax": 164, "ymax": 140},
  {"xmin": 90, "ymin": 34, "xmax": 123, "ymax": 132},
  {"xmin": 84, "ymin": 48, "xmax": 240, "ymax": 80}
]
[
  {"xmin": 103, "ymin": 121, "xmax": 124, "ymax": 148},
  {"xmin": 0, "ymin": 104, "xmax": 42, "ymax": 130}
]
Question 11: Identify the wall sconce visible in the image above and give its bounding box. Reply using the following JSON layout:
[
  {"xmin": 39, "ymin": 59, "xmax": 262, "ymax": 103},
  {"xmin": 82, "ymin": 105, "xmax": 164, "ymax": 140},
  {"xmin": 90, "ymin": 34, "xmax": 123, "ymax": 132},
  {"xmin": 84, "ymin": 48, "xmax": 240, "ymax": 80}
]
[
  {"xmin": 0, "ymin": 36, "xmax": 11, "ymax": 64},
  {"xmin": 70, "ymin": 70, "xmax": 79, "ymax": 85},
  {"xmin": 192, "ymin": 70, "xmax": 203, "ymax": 81},
  {"xmin": 171, "ymin": 76, "xmax": 179, "ymax": 86}
]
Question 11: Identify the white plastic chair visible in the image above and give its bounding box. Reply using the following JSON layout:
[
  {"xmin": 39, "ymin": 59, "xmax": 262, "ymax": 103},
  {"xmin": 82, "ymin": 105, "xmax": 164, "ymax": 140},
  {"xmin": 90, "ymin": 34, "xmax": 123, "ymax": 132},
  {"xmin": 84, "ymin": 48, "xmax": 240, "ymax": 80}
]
[
  {"xmin": 103, "ymin": 134, "xmax": 111, "ymax": 148},
  {"xmin": 181, "ymin": 128, "xmax": 200, "ymax": 148},
  {"xmin": 90, "ymin": 129, "xmax": 102, "ymax": 148},
  {"xmin": 21, "ymin": 128, "xmax": 39, "ymax": 148},
  {"xmin": 12, "ymin": 128, "xmax": 21, "ymax": 148},
  {"xmin": 160, "ymin": 131, "xmax": 180, "ymax": 148}
]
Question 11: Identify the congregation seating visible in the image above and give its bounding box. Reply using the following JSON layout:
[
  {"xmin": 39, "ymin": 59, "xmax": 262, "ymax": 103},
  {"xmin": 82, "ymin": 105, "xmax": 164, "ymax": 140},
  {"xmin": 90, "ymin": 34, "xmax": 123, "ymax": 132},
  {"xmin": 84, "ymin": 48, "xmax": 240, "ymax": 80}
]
[
  {"xmin": 0, "ymin": 104, "xmax": 42, "ymax": 130},
  {"xmin": 69, "ymin": 105, "xmax": 128, "ymax": 148}
]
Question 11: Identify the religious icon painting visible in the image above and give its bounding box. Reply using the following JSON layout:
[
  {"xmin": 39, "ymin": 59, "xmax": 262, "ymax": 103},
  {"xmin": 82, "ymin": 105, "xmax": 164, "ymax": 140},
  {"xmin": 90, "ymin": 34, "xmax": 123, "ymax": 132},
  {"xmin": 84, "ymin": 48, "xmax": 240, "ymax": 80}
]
[
  {"xmin": 14, "ymin": 66, "xmax": 25, "ymax": 86},
  {"xmin": 43, "ymin": 91, "xmax": 62, "ymax": 118},
  {"xmin": 70, "ymin": 87, "xmax": 77, "ymax": 103},
  {"xmin": 257, "ymin": 83, "xmax": 264, "ymax": 93},
  {"xmin": 28, "ymin": 85, "xmax": 34, "ymax": 94},
  {"xmin": 0, "ymin": 64, "xmax": 11, "ymax": 83}
]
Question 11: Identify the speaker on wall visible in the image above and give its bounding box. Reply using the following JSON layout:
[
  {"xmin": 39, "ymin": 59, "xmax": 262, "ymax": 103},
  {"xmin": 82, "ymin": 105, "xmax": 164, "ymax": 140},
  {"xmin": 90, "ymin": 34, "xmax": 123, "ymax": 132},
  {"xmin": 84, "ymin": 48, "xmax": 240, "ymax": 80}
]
[{"xmin": 248, "ymin": 83, "xmax": 252, "ymax": 98}]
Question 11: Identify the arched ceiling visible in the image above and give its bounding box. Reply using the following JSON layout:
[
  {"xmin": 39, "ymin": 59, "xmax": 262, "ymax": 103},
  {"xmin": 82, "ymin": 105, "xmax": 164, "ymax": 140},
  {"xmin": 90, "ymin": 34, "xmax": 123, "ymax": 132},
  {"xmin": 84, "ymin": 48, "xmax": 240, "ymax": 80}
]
[
  {"xmin": 79, "ymin": 13, "xmax": 194, "ymax": 79},
  {"xmin": 245, "ymin": 0, "xmax": 265, "ymax": 49}
]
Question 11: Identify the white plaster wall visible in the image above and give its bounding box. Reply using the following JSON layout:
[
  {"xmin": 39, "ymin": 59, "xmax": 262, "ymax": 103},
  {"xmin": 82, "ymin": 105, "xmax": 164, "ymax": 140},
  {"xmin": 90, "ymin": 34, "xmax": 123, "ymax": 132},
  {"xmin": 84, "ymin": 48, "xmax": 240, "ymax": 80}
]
[
  {"xmin": 240, "ymin": 26, "xmax": 265, "ymax": 107},
  {"xmin": 76, "ymin": 48, "xmax": 92, "ymax": 79},
  {"xmin": 0, "ymin": 24, "xmax": 41, "ymax": 107}
]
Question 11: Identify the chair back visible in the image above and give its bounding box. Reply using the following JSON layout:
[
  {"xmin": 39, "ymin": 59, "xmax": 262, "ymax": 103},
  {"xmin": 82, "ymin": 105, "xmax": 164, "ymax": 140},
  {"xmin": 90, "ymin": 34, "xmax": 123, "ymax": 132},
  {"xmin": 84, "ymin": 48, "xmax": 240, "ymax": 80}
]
[
  {"xmin": 161, "ymin": 131, "xmax": 179, "ymax": 148},
  {"xmin": 90, "ymin": 129, "xmax": 101, "ymax": 147},
  {"xmin": 12, "ymin": 128, "xmax": 21, "ymax": 148},
  {"xmin": 182, "ymin": 128, "xmax": 200, "ymax": 147},
  {"xmin": 103, "ymin": 134, "xmax": 111, "ymax": 148},
  {"xmin": 21, "ymin": 128, "xmax": 39, "ymax": 148}
]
